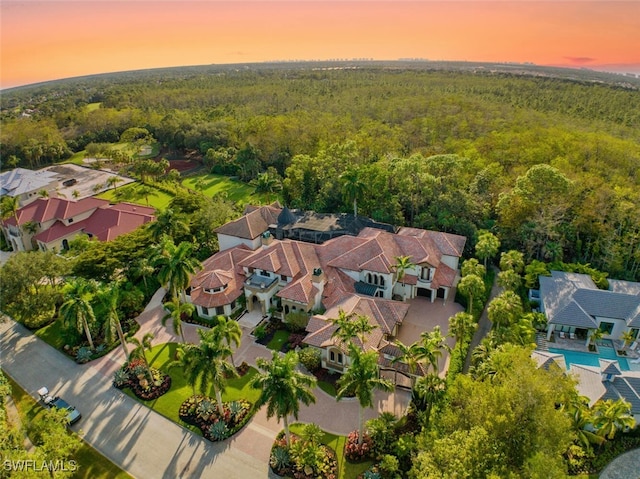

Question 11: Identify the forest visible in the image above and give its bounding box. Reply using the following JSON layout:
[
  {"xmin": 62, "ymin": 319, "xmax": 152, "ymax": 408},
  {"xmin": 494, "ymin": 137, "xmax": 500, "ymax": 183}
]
[{"xmin": 1, "ymin": 61, "xmax": 639, "ymax": 280}]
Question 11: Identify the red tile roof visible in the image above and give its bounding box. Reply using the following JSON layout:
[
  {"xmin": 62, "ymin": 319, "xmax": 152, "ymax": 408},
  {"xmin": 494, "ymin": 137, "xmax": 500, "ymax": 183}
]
[
  {"xmin": 3, "ymin": 197, "xmax": 109, "ymax": 227},
  {"xmin": 303, "ymin": 295, "xmax": 409, "ymax": 353},
  {"xmin": 189, "ymin": 245, "xmax": 254, "ymax": 309},
  {"xmin": 31, "ymin": 201, "xmax": 154, "ymax": 244}
]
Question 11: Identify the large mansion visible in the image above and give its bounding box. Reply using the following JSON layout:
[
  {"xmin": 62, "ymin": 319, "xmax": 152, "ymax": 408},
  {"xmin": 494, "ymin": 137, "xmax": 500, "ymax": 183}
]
[{"xmin": 187, "ymin": 204, "xmax": 466, "ymax": 375}]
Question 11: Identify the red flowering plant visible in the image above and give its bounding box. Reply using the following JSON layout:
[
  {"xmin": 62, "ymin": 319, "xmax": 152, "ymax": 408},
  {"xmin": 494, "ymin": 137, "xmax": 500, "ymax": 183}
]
[{"xmin": 344, "ymin": 430, "xmax": 374, "ymax": 462}]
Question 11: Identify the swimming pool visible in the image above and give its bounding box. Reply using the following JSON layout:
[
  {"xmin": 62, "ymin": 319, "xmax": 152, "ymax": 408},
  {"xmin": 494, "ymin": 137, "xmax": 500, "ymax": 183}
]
[{"xmin": 548, "ymin": 346, "xmax": 630, "ymax": 371}]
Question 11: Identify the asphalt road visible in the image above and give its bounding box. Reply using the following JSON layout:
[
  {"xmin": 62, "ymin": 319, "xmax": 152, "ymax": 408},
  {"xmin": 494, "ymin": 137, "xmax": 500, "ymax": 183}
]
[{"xmin": 0, "ymin": 319, "xmax": 270, "ymax": 479}]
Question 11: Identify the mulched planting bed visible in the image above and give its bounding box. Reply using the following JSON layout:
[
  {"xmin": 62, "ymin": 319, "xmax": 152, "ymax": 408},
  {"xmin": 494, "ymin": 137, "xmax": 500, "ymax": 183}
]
[
  {"xmin": 113, "ymin": 358, "xmax": 171, "ymax": 400},
  {"xmin": 178, "ymin": 395, "xmax": 253, "ymax": 441}
]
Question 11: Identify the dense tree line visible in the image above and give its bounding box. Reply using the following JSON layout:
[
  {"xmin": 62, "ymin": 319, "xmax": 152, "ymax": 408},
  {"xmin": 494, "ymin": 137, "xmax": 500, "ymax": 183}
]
[{"xmin": 1, "ymin": 65, "xmax": 638, "ymax": 279}]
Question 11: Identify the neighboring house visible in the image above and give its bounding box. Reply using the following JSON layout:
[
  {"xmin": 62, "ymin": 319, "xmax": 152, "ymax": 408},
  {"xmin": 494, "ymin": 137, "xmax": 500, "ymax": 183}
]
[
  {"xmin": 0, "ymin": 197, "xmax": 155, "ymax": 252},
  {"xmin": 0, "ymin": 168, "xmax": 60, "ymax": 206},
  {"xmin": 533, "ymin": 351, "xmax": 640, "ymax": 422},
  {"xmin": 538, "ymin": 271, "xmax": 640, "ymax": 344}
]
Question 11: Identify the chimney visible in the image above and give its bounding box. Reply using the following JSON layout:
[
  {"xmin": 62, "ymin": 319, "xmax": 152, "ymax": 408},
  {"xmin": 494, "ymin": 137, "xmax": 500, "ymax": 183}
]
[{"xmin": 261, "ymin": 230, "xmax": 273, "ymax": 248}]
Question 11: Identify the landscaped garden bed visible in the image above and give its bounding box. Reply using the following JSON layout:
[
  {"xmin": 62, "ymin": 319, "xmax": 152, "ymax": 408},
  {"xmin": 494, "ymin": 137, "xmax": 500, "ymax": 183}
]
[
  {"xmin": 178, "ymin": 395, "xmax": 253, "ymax": 441},
  {"xmin": 270, "ymin": 429, "xmax": 338, "ymax": 479},
  {"xmin": 113, "ymin": 358, "xmax": 171, "ymax": 401}
]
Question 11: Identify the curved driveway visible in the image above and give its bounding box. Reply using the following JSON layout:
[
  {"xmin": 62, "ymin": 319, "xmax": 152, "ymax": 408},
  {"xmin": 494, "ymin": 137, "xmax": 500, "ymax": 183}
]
[{"xmin": 0, "ymin": 320, "xmax": 269, "ymax": 479}]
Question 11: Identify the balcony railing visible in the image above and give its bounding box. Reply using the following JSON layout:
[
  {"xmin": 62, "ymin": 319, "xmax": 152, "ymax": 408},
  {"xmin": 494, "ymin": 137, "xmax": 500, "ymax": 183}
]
[{"xmin": 245, "ymin": 274, "xmax": 278, "ymax": 290}]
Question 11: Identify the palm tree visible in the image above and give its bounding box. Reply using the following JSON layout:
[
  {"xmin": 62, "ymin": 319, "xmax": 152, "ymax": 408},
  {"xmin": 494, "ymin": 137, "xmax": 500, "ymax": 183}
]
[
  {"xmin": 461, "ymin": 258, "xmax": 486, "ymax": 279},
  {"xmin": 620, "ymin": 330, "xmax": 636, "ymax": 349},
  {"xmin": 59, "ymin": 278, "xmax": 98, "ymax": 350},
  {"xmin": 337, "ymin": 343, "xmax": 393, "ymax": 446},
  {"xmin": 127, "ymin": 332, "xmax": 155, "ymax": 371},
  {"xmin": 172, "ymin": 328, "xmax": 237, "ymax": 416},
  {"xmin": 448, "ymin": 312, "xmax": 476, "ymax": 350},
  {"xmin": 588, "ymin": 328, "xmax": 604, "ymax": 349},
  {"xmin": 499, "ymin": 250, "xmax": 525, "ymax": 273},
  {"xmin": 38, "ymin": 189, "xmax": 50, "ymax": 199},
  {"xmin": 99, "ymin": 283, "xmax": 129, "ymax": 358},
  {"xmin": 211, "ymin": 316, "xmax": 242, "ymax": 367},
  {"xmin": 564, "ymin": 396, "xmax": 605, "ymax": 451},
  {"xmin": 391, "ymin": 339, "xmax": 423, "ymax": 387},
  {"xmin": 593, "ymin": 398, "xmax": 636, "ymax": 440},
  {"xmin": 393, "ymin": 255, "xmax": 415, "ymax": 300},
  {"xmin": 457, "ymin": 274, "xmax": 485, "ymax": 315},
  {"xmin": 487, "ymin": 290, "xmax": 523, "ymax": 329},
  {"xmin": 340, "ymin": 168, "xmax": 366, "ymax": 217},
  {"xmin": 251, "ymin": 350, "xmax": 316, "ymax": 446},
  {"xmin": 107, "ymin": 175, "xmax": 122, "ymax": 191},
  {"xmin": 417, "ymin": 326, "xmax": 451, "ymax": 373},
  {"xmin": 147, "ymin": 208, "xmax": 190, "ymax": 243},
  {"xmin": 136, "ymin": 184, "xmax": 156, "ymax": 207},
  {"xmin": 71, "ymin": 190, "xmax": 80, "ymax": 200},
  {"xmin": 132, "ymin": 257, "xmax": 155, "ymax": 293},
  {"xmin": 497, "ymin": 269, "xmax": 521, "ymax": 291},
  {"xmin": 412, "ymin": 373, "xmax": 446, "ymax": 428},
  {"xmin": 250, "ymin": 171, "xmax": 282, "ymax": 195},
  {"xmin": 330, "ymin": 309, "xmax": 356, "ymax": 346},
  {"xmin": 152, "ymin": 239, "xmax": 201, "ymax": 302},
  {"xmin": 162, "ymin": 299, "xmax": 195, "ymax": 343}
]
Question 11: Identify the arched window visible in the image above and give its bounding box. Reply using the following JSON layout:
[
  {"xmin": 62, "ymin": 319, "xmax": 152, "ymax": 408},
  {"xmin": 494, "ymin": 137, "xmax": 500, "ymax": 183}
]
[{"xmin": 380, "ymin": 276, "xmax": 385, "ymax": 287}]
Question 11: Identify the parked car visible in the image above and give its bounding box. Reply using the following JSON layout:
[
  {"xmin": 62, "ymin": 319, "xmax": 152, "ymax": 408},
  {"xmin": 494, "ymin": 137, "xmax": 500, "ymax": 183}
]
[{"xmin": 37, "ymin": 387, "xmax": 82, "ymax": 425}]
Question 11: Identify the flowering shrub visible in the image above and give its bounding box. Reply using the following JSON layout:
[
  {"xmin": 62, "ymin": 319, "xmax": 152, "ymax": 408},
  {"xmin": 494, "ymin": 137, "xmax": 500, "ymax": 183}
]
[
  {"xmin": 178, "ymin": 395, "xmax": 253, "ymax": 441},
  {"xmin": 345, "ymin": 430, "xmax": 374, "ymax": 462}
]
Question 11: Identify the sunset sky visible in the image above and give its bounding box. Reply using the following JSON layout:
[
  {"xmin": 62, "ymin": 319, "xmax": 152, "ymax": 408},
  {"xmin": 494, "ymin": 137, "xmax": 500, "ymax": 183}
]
[{"xmin": 2, "ymin": 1, "xmax": 639, "ymax": 89}]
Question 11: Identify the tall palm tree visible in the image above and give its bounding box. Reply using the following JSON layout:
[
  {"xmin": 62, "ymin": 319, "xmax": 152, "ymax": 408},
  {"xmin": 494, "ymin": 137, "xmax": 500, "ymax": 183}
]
[
  {"xmin": 330, "ymin": 309, "xmax": 357, "ymax": 346},
  {"xmin": 340, "ymin": 168, "xmax": 366, "ymax": 217},
  {"xmin": 211, "ymin": 316, "xmax": 242, "ymax": 367},
  {"xmin": 487, "ymin": 290, "xmax": 523, "ymax": 329},
  {"xmin": 106, "ymin": 176, "xmax": 122, "ymax": 190},
  {"xmin": 412, "ymin": 373, "xmax": 446, "ymax": 428},
  {"xmin": 152, "ymin": 239, "xmax": 201, "ymax": 302},
  {"xmin": 417, "ymin": 326, "xmax": 451, "ymax": 374},
  {"xmin": 461, "ymin": 258, "xmax": 486, "ymax": 279},
  {"xmin": 127, "ymin": 332, "xmax": 154, "ymax": 371},
  {"xmin": 391, "ymin": 339, "xmax": 423, "ymax": 387},
  {"xmin": 593, "ymin": 399, "xmax": 636, "ymax": 440},
  {"xmin": 99, "ymin": 282, "xmax": 129, "ymax": 358},
  {"xmin": 393, "ymin": 255, "xmax": 415, "ymax": 298},
  {"xmin": 162, "ymin": 299, "xmax": 195, "ymax": 343},
  {"xmin": 132, "ymin": 257, "xmax": 154, "ymax": 293},
  {"xmin": 620, "ymin": 330, "xmax": 636, "ymax": 349},
  {"xmin": 251, "ymin": 350, "xmax": 317, "ymax": 447},
  {"xmin": 337, "ymin": 343, "xmax": 393, "ymax": 446},
  {"xmin": 448, "ymin": 312, "xmax": 476, "ymax": 350},
  {"xmin": 173, "ymin": 328, "xmax": 237, "ymax": 416},
  {"xmin": 59, "ymin": 278, "xmax": 98, "ymax": 350},
  {"xmin": 457, "ymin": 274, "xmax": 485, "ymax": 315}
]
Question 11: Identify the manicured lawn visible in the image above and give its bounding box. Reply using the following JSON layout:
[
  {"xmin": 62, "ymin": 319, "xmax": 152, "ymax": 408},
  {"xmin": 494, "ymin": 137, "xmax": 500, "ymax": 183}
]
[
  {"xmin": 183, "ymin": 173, "xmax": 276, "ymax": 205},
  {"xmin": 289, "ymin": 423, "xmax": 372, "ymax": 479},
  {"xmin": 34, "ymin": 320, "xmax": 66, "ymax": 350},
  {"xmin": 267, "ymin": 330, "xmax": 290, "ymax": 351},
  {"xmin": 4, "ymin": 372, "xmax": 133, "ymax": 479},
  {"xmin": 97, "ymin": 182, "xmax": 172, "ymax": 210},
  {"xmin": 318, "ymin": 380, "xmax": 337, "ymax": 397},
  {"xmin": 122, "ymin": 343, "xmax": 261, "ymax": 434}
]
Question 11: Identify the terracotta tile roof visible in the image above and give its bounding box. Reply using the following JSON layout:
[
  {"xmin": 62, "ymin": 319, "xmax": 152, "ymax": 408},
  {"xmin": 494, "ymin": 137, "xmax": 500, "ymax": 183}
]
[
  {"xmin": 189, "ymin": 245, "xmax": 254, "ymax": 309},
  {"xmin": 396, "ymin": 227, "xmax": 466, "ymax": 257},
  {"xmin": 215, "ymin": 204, "xmax": 281, "ymax": 240},
  {"xmin": 431, "ymin": 262, "xmax": 457, "ymax": 289},
  {"xmin": 32, "ymin": 202, "xmax": 154, "ymax": 244},
  {"xmin": 278, "ymin": 276, "xmax": 318, "ymax": 304},
  {"xmin": 304, "ymin": 294, "xmax": 409, "ymax": 353},
  {"xmin": 3, "ymin": 197, "xmax": 109, "ymax": 227}
]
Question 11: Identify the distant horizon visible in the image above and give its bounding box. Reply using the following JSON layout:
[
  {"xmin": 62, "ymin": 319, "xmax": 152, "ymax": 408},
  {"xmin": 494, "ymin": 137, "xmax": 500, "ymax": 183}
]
[
  {"xmin": 3, "ymin": 58, "xmax": 640, "ymax": 92},
  {"xmin": 2, "ymin": 1, "xmax": 639, "ymax": 90}
]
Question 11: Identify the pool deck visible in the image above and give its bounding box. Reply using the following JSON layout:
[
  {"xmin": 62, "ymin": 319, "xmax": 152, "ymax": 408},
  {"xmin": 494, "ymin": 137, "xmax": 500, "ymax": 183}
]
[{"xmin": 541, "ymin": 334, "xmax": 640, "ymax": 371}]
